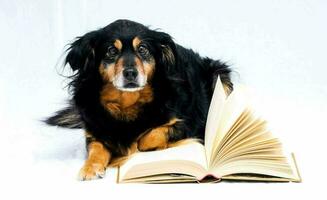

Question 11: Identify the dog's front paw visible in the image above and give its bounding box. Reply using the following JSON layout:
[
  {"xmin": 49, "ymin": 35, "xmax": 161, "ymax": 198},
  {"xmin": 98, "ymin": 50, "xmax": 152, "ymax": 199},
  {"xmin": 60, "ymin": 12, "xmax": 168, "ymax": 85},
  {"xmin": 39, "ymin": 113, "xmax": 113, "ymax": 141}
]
[
  {"xmin": 78, "ymin": 162, "xmax": 106, "ymax": 181},
  {"xmin": 138, "ymin": 127, "xmax": 168, "ymax": 151}
]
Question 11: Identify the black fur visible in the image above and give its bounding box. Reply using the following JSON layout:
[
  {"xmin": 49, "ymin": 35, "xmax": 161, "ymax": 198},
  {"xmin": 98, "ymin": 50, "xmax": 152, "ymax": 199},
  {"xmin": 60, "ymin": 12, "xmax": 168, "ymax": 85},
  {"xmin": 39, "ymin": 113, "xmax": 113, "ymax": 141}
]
[
  {"xmin": 45, "ymin": 19, "xmax": 233, "ymax": 157},
  {"xmin": 44, "ymin": 103, "xmax": 83, "ymax": 129}
]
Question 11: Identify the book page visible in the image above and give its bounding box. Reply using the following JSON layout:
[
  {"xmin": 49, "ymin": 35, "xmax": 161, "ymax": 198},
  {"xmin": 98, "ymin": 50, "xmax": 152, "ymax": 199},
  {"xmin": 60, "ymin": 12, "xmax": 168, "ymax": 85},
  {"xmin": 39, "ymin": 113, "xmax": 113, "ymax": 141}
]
[
  {"xmin": 211, "ymin": 154, "xmax": 300, "ymax": 181},
  {"xmin": 119, "ymin": 142, "xmax": 208, "ymax": 182},
  {"xmin": 121, "ymin": 174, "xmax": 198, "ymax": 183},
  {"xmin": 205, "ymin": 79, "xmax": 300, "ymax": 181},
  {"xmin": 209, "ymin": 108, "xmax": 300, "ymax": 181},
  {"xmin": 205, "ymin": 79, "xmax": 251, "ymax": 166},
  {"xmin": 204, "ymin": 76, "xmax": 226, "ymax": 166}
]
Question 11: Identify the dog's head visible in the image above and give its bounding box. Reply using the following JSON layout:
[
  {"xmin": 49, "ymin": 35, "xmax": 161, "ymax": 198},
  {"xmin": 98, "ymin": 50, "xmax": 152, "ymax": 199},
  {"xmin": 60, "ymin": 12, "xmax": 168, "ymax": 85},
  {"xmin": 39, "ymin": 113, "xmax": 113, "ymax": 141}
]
[{"xmin": 66, "ymin": 19, "xmax": 176, "ymax": 92}]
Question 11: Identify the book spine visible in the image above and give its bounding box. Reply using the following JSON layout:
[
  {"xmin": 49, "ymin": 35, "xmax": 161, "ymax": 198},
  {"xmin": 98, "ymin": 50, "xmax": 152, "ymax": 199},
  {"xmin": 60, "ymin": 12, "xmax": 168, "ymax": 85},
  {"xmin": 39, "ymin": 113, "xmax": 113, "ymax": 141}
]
[{"xmin": 198, "ymin": 174, "xmax": 222, "ymax": 183}]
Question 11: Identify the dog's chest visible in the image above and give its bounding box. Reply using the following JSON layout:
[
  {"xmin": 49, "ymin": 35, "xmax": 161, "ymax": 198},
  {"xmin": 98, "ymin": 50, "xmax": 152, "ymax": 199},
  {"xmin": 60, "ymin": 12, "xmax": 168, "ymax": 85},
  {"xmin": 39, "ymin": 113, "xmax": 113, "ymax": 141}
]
[{"xmin": 100, "ymin": 84, "xmax": 153, "ymax": 121}]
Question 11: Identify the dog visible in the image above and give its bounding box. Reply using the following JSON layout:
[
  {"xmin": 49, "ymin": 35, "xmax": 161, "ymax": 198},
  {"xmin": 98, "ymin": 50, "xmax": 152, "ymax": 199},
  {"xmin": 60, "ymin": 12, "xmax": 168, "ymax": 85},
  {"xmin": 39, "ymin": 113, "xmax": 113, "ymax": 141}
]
[{"xmin": 45, "ymin": 19, "xmax": 233, "ymax": 181}]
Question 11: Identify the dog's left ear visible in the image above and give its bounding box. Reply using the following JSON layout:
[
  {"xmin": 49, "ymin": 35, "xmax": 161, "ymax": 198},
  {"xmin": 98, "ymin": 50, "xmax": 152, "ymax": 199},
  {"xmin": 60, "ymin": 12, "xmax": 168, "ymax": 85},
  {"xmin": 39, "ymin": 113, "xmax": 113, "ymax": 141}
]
[
  {"xmin": 153, "ymin": 31, "xmax": 176, "ymax": 67},
  {"xmin": 65, "ymin": 30, "xmax": 100, "ymax": 72}
]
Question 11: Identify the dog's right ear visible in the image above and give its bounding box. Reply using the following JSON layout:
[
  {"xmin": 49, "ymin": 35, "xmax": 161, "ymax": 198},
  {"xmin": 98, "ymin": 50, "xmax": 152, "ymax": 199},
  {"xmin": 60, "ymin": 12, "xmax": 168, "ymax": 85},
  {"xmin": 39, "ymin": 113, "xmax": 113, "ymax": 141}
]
[{"xmin": 65, "ymin": 30, "xmax": 100, "ymax": 71}]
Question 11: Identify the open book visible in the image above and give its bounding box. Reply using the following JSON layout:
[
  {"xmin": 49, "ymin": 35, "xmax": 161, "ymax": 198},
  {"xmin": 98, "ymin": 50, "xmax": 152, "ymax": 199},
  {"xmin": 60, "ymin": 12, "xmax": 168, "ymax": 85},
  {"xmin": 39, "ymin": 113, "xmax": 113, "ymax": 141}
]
[{"xmin": 116, "ymin": 78, "xmax": 302, "ymax": 183}]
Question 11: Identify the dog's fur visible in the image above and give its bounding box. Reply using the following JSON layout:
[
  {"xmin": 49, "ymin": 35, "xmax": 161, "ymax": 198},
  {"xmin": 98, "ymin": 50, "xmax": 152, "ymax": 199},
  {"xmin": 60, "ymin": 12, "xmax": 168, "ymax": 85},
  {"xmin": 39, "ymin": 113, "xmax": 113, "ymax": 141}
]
[{"xmin": 45, "ymin": 19, "xmax": 233, "ymax": 180}]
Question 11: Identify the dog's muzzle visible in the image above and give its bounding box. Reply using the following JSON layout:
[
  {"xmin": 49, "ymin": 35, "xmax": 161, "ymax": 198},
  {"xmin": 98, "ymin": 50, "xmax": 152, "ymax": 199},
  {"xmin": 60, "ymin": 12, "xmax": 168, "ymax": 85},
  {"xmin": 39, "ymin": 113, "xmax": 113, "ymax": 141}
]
[
  {"xmin": 113, "ymin": 67, "xmax": 147, "ymax": 92},
  {"xmin": 123, "ymin": 68, "xmax": 138, "ymax": 81}
]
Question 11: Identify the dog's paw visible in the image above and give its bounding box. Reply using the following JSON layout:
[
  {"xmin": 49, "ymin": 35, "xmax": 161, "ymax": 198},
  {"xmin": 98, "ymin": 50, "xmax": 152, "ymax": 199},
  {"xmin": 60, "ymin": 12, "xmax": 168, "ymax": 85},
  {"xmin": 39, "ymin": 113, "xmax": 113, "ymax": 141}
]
[
  {"xmin": 78, "ymin": 162, "xmax": 106, "ymax": 181},
  {"xmin": 138, "ymin": 127, "xmax": 168, "ymax": 151}
]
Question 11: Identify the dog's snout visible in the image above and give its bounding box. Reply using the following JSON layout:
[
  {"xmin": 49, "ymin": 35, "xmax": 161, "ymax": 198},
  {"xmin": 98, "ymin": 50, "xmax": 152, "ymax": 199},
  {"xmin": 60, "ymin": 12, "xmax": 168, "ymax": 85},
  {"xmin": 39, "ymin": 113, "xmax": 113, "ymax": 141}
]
[{"xmin": 123, "ymin": 68, "xmax": 138, "ymax": 81}]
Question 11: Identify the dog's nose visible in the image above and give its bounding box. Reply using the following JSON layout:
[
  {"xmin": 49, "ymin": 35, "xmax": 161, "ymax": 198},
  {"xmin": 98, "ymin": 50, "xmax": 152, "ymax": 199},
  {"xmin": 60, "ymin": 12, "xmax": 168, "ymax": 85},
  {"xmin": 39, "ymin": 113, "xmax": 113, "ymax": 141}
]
[{"xmin": 123, "ymin": 68, "xmax": 138, "ymax": 81}]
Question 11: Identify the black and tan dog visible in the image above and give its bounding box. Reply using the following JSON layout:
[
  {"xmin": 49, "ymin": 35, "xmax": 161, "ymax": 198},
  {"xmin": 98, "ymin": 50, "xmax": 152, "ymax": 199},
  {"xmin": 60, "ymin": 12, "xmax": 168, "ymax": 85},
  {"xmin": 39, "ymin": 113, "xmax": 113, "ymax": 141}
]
[{"xmin": 46, "ymin": 19, "xmax": 233, "ymax": 180}]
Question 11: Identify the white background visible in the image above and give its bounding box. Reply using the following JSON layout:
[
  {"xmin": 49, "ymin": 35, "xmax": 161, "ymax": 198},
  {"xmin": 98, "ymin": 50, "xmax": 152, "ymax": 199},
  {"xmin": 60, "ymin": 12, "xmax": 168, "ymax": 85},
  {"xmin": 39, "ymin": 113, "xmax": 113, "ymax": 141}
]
[{"xmin": 0, "ymin": 0, "xmax": 326, "ymax": 199}]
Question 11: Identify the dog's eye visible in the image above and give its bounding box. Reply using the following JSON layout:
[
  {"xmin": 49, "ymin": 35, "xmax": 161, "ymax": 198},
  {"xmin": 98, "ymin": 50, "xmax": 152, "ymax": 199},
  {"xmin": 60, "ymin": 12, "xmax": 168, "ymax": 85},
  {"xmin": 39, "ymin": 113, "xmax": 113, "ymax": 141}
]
[
  {"xmin": 107, "ymin": 46, "xmax": 118, "ymax": 57},
  {"xmin": 137, "ymin": 44, "xmax": 148, "ymax": 55}
]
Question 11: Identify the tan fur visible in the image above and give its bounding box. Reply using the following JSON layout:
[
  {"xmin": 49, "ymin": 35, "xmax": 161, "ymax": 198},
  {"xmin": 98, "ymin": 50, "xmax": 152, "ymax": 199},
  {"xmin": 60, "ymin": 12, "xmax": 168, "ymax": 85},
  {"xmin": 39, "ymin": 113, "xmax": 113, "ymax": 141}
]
[
  {"xmin": 132, "ymin": 37, "xmax": 141, "ymax": 49},
  {"xmin": 99, "ymin": 59, "xmax": 123, "ymax": 83},
  {"xmin": 114, "ymin": 39, "xmax": 122, "ymax": 50},
  {"xmin": 143, "ymin": 59, "xmax": 155, "ymax": 79},
  {"xmin": 78, "ymin": 140, "xmax": 111, "ymax": 181},
  {"xmin": 134, "ymin": 57, "xmax": 145, "ymax": 74},
  {"xmin": 138, "ymin": 126, "xmax": 169, "ymax": 151},
  {"xmin": 100, "ymin": 84, "xmax": 153, "ymax": 121},
  {"xmin": 137, "ymin": 117, "xmax": 181, "ymax": 151}
]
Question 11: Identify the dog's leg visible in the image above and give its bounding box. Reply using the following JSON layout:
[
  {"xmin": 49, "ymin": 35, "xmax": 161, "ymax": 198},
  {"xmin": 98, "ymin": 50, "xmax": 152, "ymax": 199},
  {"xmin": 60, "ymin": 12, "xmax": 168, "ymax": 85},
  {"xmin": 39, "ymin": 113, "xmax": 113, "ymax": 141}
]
[
  {"xmin": 138, "ymin": 118, "xmax": 184, "ymax": 151},
  {"xmin": 78, "ymin": 133, "xmax": 111, "ymax": 181},
  {"xmin": 138, "ymin": 126, "xmax": 169, "ymax": 151}
]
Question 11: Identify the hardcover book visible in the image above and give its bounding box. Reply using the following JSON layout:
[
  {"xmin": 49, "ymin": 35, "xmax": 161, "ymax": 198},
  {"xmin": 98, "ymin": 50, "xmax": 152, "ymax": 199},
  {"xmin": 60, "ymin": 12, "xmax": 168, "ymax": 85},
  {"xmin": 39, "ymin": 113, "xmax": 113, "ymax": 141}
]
[{"xmin": 115, "ymin": 78, "xmax": 301, "ymax": 183}]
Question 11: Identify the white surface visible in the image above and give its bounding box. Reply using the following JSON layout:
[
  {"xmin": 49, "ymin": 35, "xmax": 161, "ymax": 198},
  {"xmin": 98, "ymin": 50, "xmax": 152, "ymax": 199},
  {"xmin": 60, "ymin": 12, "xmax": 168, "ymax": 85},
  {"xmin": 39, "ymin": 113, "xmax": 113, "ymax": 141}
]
[{"xmin": 1, "ymin": 0, "xmax": 326, "ymax": 199}]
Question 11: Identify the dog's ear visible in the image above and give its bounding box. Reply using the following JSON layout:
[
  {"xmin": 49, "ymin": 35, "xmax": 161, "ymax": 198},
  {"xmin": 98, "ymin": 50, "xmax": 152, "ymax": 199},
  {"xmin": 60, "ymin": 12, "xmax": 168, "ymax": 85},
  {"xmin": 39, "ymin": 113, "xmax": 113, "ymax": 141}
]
[
  {"xmin": 65, "ymin": 30, "xmax": 99, "ymax": 71},
  {"xmin": 153, "ymin": 31, "xmax": 176, "ymax": 67}
]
